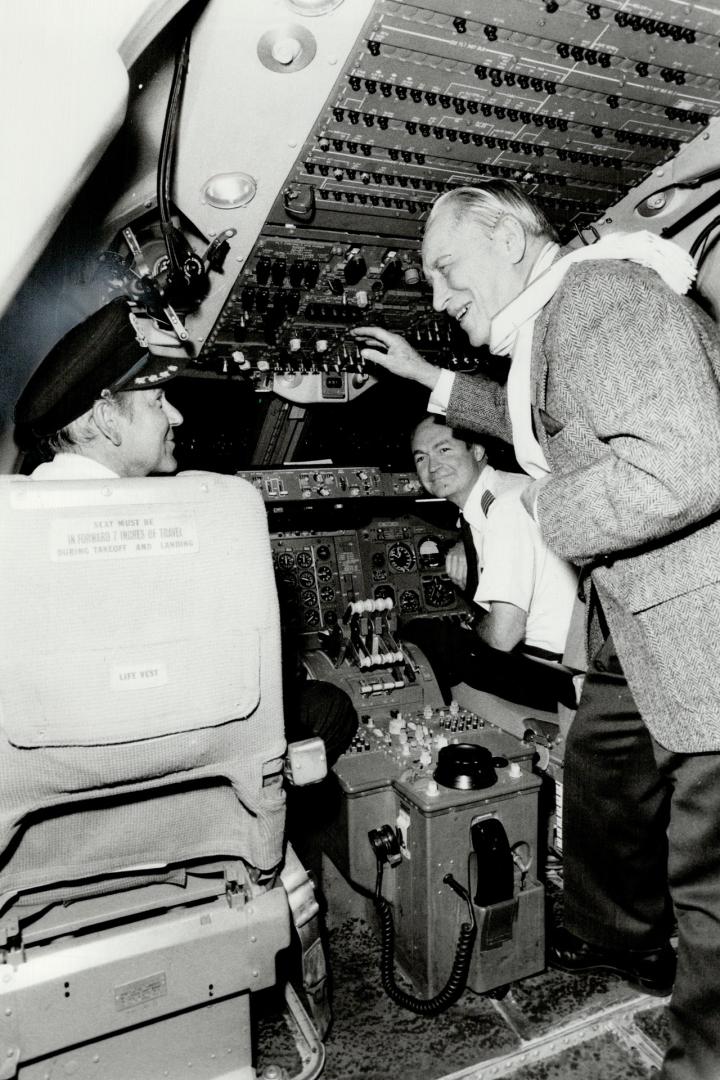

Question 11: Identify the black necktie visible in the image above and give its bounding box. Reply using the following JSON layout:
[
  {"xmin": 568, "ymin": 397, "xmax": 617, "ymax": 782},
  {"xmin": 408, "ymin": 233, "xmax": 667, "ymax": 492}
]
[{"xmin": 459, "ymin": 513, "xmax": 479, "ymax": 604}]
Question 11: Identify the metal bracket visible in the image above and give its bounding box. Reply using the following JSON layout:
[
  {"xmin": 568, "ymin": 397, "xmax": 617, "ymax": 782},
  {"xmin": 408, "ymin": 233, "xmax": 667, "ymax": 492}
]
[{"xmin": 280, "ymin": 845, "xmax": 331, "ymax": 1040}]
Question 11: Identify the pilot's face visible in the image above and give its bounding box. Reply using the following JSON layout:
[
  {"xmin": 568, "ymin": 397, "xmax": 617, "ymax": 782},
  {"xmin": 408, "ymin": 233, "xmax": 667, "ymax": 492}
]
[
  {"xmin": 115, "ymin": 388, "xmax": 183, "ymax": 477},
  {"xmin": 421, "ymin": 207, "xmax": 519, "ymax": 348},
  {"xmin": 412, "ymin": 419, "xmax": 481, "ymax": 508}
]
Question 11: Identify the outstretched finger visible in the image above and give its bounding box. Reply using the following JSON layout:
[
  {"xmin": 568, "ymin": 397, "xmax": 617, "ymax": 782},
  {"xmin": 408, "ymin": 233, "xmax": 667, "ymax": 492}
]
[
  {"xmin": 350, "ymin": 325, "xmax": 391, "ymax": 347},
  {"xmin": 358, "ymin": 346, "xmax": 393, "ymax": 366}
]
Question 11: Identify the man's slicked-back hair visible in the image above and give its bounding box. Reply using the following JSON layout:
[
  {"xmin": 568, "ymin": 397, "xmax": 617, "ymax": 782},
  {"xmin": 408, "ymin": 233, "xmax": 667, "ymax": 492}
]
[
  {"xmin": 411, "ymin": 413, "xmax": 479, "ymax": 452},
  {"xmin": 427, "ymin": 180, "xmax": 559, "ymax": 243}
]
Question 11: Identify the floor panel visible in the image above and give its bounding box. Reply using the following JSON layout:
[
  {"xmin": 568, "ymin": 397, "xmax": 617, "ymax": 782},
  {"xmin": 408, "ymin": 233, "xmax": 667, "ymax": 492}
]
[{"xmin": 255, "ymin": 916, "xmax": 670, "ymax": 1080}]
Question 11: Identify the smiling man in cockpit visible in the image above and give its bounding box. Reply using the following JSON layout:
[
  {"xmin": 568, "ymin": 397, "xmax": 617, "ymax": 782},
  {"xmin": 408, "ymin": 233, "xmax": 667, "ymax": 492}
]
[{"xmin": 403, "ymin": 414, "xmax": 578, "ymax": 712}]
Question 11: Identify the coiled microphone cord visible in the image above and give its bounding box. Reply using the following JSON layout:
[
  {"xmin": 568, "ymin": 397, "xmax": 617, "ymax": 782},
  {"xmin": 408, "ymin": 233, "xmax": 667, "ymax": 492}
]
[{"xmin": 373, "ymin": 861, "xmax": 477, "ymax": 1016}]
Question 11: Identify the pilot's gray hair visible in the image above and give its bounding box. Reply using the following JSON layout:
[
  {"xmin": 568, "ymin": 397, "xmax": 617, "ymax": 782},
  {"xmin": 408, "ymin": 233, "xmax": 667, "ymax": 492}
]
[
  {"xmin": 427, "ymin": 181, "xmax": 558, "ymax": 243},
  {"xmin": 44, "ymin": 390, "xmax": 133, "ymax": 456}
]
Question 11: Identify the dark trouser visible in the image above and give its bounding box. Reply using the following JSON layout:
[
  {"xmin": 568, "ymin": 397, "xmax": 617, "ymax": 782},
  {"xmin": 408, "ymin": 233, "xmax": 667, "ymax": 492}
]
[
  {"xmin": 284, "ymin": 680, "xmax": 358, "ymax": 874},
  {"xmin": 659, "ymin": 742, "xmax": 720, "ymax": 1079},
  {"xmin": 285, "ymin": 679, "xmax": 358, "ymax": 769},
  {"xmin": 563, "ymin": 634, "xmax": 720, "ymax": 1080},
  {"xmin": 563, "ymin": 634, "xmax": 673, "ymax": 948},
  {"xmin": 403, "ymin": 617, "xmax": 577, "ymax": 711}
]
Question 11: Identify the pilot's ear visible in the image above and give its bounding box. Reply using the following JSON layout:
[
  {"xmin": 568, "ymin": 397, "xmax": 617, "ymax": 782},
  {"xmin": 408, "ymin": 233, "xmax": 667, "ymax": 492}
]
[
  {"xmin": 90, "ymin": 395, "xmax": 123, "ymax": 446},
  {"xmin": 471, "ymin": 444, "xmax": 487, "ymax": 465},
  {"xmin": 495, "ymin": 214, "xmax": 526, "ymax": 264}
]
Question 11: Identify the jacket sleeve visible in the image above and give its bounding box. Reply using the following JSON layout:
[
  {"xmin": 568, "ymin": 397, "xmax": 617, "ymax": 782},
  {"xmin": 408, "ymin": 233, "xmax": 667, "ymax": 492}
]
[
  {"xmin": 535, "ymin": 261, "xmax": 720, "ymax": 562},
  {"xmin": 446, "ymin": 371, "xmax": 512, "ymax": 443}
]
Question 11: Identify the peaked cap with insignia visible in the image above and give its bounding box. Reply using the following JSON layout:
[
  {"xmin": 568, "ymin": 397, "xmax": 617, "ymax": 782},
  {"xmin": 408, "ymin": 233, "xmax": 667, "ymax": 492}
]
[{"xmin": 15, "ymin": 299, "xmax": 184, "ymax": 437}]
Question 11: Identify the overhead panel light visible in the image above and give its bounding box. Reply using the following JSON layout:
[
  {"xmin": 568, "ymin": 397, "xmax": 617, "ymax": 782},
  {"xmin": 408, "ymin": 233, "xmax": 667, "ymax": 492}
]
[
  {"xmin": 636, "ymin": 190, "xmax": 672, "ymax": 217},
  {"xmin": 635, "ymin": 167, "xmax": 720, "ymax": 220},
  {"xmin": 257, "ymin": 24, "xmax": 317, "ymax": 73},
  {"xmin": 284, "ymin": 0, "xmax": 346, "ymax": 14},
  {"xmin": 202, "ymin": 172, "xmax": 257, "ymax": 208}
]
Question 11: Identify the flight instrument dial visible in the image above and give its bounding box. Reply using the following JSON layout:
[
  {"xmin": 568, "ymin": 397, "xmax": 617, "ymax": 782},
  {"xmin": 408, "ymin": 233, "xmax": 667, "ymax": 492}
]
[{"xmin": 387, "ymin": 541, "xmax": 416, "ymax": 573}]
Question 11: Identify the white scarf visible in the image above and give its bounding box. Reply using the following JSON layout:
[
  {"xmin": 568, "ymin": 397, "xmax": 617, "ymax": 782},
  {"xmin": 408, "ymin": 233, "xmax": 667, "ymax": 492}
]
[{"xmin": 488, "ymin": 231, "xmax": 698, "ymax": 478}]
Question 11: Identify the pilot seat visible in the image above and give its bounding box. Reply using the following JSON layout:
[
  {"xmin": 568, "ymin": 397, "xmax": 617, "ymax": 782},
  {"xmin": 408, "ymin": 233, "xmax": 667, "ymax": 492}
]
[{"xmin": 0, "ymin": 471, "xmax": 325, "ymax": 1080}]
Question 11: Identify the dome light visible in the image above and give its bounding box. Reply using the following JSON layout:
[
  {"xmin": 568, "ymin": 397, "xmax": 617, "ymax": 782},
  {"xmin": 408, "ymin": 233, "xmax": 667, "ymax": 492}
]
[
  {"xmin": 284, "ymin": 0, "xmax": 345, "ymax": 14},
  {"xmin": 202, "ymin": 173, "xmax": 257, "ymax": 209}
]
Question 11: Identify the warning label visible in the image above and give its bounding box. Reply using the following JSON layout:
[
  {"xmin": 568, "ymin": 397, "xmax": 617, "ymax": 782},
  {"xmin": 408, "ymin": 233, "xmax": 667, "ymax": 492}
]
[{"xmin": 49, "ymin": 512, "xmax": 199, "ymax": 561}]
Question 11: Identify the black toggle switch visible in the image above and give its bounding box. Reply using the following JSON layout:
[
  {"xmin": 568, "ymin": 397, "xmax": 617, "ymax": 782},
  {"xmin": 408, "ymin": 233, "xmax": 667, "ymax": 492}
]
[
  {"xmin": 344, "ymin": 253, "xmax": 367, "ymax": 285},
  {"xmin": 255, "ymin": 257, "xmax": 271, "ymax": 285}
]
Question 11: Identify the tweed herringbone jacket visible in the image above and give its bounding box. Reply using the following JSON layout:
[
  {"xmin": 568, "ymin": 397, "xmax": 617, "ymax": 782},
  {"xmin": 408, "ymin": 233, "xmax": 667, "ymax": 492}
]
[{"xmin": 447, "ymin": 258, "xmax": 720, "ymax": 753}]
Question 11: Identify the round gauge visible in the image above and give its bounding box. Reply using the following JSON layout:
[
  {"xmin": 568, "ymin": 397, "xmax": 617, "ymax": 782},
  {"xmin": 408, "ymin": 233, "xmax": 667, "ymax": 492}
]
[
  {"xmin": 422, "ymin": 575, "xmax": 456, "ymax": 609},
  {"xmin": 301, "ymin": 589, "xmax": 318, "ymax": 608},
  {"xmin": 317, "ymin": 564, "xmax": 332, "ymax": 582},
  {"xmin": 298, "ymin": 570, "xmax": 315, "ymax": 588},
  {"xmin": 296, "ymin": 551, "xmax": 313, "ymax": 568},
  {"xmin": 304, "ymin": 609, "xmax": 320, "ymax": 628},
  {"xmin": 374, "ymin": 585, "xmax": 396, "ymax": 603},
  {"xmin": 319, "ymin": 585, "xmax": 335, "ymax": 603},
  {"xmin": 371, "ymin": 551, "xmax": 386, "ymax": 568},
  {"xmin": 387, "ymin": 541, "xmax": 416, "ymax": 573},
  {"xmin": 399, "ymin": 588, "xmax": 421, "ymax": 613},
  {"xmin": 316, "ymin": 544, "xmax": 331, "ymax": 561},
  {"xmin": 417, "ymin": 536, "xmax": 443, "ymax": 570},
  {"xmin": 277, "ymin": 552, "xmax": 295, "ymax": 569},
  {"xmin": 278, "ymin": 570, "xmax": 296, "ymax": 586}
]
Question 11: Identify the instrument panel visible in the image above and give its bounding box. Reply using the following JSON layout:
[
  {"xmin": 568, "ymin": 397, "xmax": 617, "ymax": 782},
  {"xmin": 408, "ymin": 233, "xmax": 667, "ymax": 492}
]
[
  {"xmin": 173, "ymin": 0, "xmax": 720, "ymax": 376},
  {"xmin": 276, "ymin": 0, "xmax": 720, "ymax": 243},
  {"xmin": 237, "ymin": 465, "xmax": 423, "ymax": 502},
  {"xmin": 270, "ymin": 511, "xmax": 467, "ymax": 638},
  {"xmin": 198, "ymin": 231, "xmax": 492, "ymax": 385}
]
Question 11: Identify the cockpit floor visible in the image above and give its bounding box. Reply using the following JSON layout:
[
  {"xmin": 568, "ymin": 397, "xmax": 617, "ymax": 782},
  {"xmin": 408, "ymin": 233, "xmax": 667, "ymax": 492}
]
[{"xmin": 255, "ymin": 902, "xmax": 670, "ymax": 1080}]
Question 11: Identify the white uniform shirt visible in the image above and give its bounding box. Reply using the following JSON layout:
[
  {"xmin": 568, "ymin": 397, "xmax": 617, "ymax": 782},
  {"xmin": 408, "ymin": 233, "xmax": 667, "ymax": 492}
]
[
  {"xmin": 462, "ymin": 463, "xmax": 528, "ymax": 569},
  {"xmin": 30, "ymin": 453, "xmax": 120, "ymax": 479},
  {"xmin": 463, "ymin": 470, "xmax": 578, "ymax": 656},
  {"xmin": 428, "ymin": 368, "xmax": 456, "ymax": 416}
]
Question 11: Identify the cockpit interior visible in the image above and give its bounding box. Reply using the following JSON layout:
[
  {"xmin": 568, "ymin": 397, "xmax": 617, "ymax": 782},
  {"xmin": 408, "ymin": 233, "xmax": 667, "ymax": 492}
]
[{"xmin": 2, "ymin": 1, "xmax": 720, "ymax": 1077}]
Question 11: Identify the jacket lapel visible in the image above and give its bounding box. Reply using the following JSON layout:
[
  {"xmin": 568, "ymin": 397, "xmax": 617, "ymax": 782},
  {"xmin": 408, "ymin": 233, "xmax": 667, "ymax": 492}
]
[{"xmin": 530, "ymin": 305, "xmax": 553, "ymax": 454}]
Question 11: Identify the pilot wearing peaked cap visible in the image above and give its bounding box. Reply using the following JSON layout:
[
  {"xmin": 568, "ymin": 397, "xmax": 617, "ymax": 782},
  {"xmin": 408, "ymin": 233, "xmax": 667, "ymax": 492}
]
[
  {"xmin": 15, "ymin": 298, "xmax": 185, "ymax": 480},
  {"xmin": 16, "ymin": 296, "xmax": 361, "ymax": 816}
]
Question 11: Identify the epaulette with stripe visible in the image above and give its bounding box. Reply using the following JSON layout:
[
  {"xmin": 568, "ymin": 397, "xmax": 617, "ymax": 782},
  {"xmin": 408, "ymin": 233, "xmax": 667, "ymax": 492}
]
[{"xmin": 480, "ymin": 489, "xmax": 495, "ymax": 517}]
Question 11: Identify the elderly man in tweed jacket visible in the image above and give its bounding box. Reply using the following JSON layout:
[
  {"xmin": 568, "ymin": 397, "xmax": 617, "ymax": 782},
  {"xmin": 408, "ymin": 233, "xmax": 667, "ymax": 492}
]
[{"xmin": 352, "ymin": 180, "xmax": 720, "ymax": 1080}]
